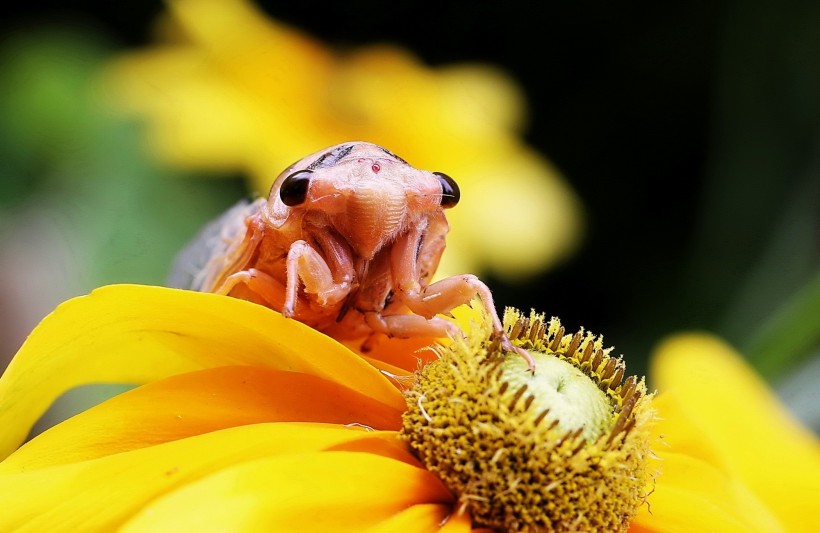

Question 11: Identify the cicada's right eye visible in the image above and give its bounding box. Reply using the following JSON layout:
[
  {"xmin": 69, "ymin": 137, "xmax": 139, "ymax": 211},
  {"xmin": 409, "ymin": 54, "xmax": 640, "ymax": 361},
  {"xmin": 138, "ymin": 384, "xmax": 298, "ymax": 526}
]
[
  {"xmin": 433, "ymin": 171, "xmax": 460, "ymax": 208},
  {"xmin": 279, "ymin": 170, "xmax": 313, "ymax": 206}
]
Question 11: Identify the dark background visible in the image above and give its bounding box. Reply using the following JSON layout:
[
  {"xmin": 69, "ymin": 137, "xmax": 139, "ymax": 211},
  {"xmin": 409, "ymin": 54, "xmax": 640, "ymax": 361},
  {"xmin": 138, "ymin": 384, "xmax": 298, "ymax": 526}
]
[{"xmin": 2, "ymin": 0, "xmax": 818, "ymax": 390}]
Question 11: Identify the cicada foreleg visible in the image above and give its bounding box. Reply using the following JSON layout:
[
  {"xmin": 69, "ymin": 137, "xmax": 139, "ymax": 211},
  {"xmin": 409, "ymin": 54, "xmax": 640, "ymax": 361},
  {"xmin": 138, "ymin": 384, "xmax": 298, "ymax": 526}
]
[
  {"xmin": 284, "ymin": 239, "xmax": 354, "ymax": 317},
  {"xmin": 216, "ymin": 269, "xmax": 287, "ymax": 310},
  {"xmin": 388, "ymin": 228, "xmax": 536, "ymax": 370},
  {"xmin": 363, "ymin": 312, "xmax": 462, "ymax": 340}
]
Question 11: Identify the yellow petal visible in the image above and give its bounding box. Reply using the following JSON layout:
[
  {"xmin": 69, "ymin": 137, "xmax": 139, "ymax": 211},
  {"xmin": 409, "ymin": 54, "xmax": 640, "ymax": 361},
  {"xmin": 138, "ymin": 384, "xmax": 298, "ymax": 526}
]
[
  {"xmin": 0, "ymin": 423, "xmax": 413, "ymax": 531},
  {"xmin": 167, "ymin": 0, "xmax": 333, "ymax": 101},
  {"xmin": 1, "ymin": 365, "xmax": 403, "ymax": 473},
  {"xmin": 361, "ymin": 504, "xmax": 450, "ymax": 533},
  {"xmin": 102, "ymin": 0, "xmax": 340, "ymax": 178},
  {"xmin": 0, "ymin": 284, "xmax": 404, "ymax": 459},
  {"xmin": 650, "ymin": 333, "xmax": 820, "ymax": 531},
  {"xmin": 649, "ymin": 392, "xmax": 729, "ymax": 471},
  {"xmin": 633, "ymin": 452, "xmax": 783, "ymax": 532},
  {"xmin": 119, "ymin": 451, "xmax": 453, "ymax": 532}
]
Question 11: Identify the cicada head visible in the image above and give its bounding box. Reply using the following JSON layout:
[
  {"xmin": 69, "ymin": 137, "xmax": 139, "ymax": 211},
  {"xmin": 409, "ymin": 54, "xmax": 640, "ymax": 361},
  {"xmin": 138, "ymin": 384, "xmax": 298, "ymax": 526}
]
[{"xmin": 268, "ymin": 142, "xmax": 460, "ymax": 259}]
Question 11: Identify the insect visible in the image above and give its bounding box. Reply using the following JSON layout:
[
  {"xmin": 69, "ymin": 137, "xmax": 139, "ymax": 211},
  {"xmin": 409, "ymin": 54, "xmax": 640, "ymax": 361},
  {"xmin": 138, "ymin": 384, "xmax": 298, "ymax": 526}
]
[{"xmin": 170, "ymin": 141, "xmax": 532, "ymax": 367}]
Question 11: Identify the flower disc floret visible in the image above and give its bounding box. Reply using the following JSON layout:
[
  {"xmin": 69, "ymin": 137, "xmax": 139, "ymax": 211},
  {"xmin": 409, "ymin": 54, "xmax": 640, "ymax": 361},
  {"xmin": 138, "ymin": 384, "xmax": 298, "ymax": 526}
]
[{"xmin": 401, "ymin": 307, "xmax": 655, "ymax": 532}]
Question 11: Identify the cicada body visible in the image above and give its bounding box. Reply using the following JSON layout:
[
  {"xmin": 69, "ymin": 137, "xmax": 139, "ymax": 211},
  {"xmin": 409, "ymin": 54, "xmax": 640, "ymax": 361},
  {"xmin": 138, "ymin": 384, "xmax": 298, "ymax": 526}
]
[{"xmin": 171, "ymin": 141, "xmax": 530, "ymax": 364}]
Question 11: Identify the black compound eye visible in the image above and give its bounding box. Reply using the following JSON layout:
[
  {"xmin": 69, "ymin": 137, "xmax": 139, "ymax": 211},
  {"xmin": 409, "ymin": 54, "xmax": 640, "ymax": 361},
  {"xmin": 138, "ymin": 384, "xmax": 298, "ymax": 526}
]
[
  {"xmin": 433, "ymin": 171, "xmax": 460, "ymax": 208},
  {"xmin": 279, "ymin": 170, "xmax": 313, "ymax": 206}
]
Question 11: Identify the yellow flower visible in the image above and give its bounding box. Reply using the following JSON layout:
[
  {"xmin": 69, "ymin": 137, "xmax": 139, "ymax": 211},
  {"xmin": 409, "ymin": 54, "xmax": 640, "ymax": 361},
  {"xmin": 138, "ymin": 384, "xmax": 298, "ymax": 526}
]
[
  {"xmin": 100, "ymin": 0, "xmax": 582, "ymax": 280},
  {"xmin": 0, "ymin": 285, "xmax": 451, "ymax": 531},
  {"xmin": 1, "ymin": 285, "xmax": 817, "ymax": 531}
]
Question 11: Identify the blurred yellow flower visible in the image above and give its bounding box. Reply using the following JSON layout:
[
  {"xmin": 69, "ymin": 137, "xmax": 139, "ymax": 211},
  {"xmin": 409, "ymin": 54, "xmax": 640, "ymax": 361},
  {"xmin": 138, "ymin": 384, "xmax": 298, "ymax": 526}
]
[
  {"xmin": 633, "ymin": 334, "xmax": 820, "ymax": 533},
  {"xmin": 1, "ymin": 285, "xmax": 816, "ymax": 531},
  {"xmin": 100, "ymin": 0, "xmax": 582, "ymax": 280}
]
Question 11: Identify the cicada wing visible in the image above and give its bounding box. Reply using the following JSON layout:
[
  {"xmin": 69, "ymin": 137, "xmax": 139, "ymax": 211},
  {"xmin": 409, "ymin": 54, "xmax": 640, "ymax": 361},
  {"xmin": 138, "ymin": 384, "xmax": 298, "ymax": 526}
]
[{"xmin": 168, "ymin": 198, "xmax": 265, "ymax": 291}]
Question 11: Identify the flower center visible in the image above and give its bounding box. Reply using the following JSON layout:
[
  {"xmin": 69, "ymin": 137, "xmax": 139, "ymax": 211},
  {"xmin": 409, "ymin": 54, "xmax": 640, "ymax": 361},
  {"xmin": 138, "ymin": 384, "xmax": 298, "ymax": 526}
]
[
  {"xmin": 500, "ymin": 351, "xmax": 612, "ymax": 442},
  {"xmin": 400, "ymin": 306, "xmax": 655, "ymax": 532}
]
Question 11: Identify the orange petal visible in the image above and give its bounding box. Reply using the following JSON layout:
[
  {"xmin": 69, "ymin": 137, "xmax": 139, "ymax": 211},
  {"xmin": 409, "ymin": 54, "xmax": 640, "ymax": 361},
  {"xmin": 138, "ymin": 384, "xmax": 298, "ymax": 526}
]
[
  {"xmin": 349, "ymin": 504, "xmax": 451, "ymax": 532},
  {"xmin": 326, "ymin": 433, "xmax": 426, "ymax": 468},
  {"xmin": 1, "ymin": 365, "xmax": 403, "ymax": 473},
  {"xmin": 438, "ymin": 510, "xmax": 478, "ymax": 533},
  {"xmin": 348, "ymin": 336, "xmax": 440, "ymax": 373},
  {"xmin": 0, "ymin": 284, "xmax": 405, "ymax": 459},
  {"xmin": 0, "ymin": 423, "xmax": 416, "ymax": 531},
  {"xmin": 119, "ymin": 451, "xmax": 453, "ymax": 532}
]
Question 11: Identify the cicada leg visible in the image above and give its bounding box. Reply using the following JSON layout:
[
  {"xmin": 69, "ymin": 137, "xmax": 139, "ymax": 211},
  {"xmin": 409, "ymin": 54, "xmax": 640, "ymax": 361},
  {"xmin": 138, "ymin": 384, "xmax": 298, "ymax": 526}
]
[
  {"xmin": 284, "ymin": 239, "xmax": 354, "ymax": 317},
  {"xmin": 363, "ymin": 312, "xmax": 462, "ymax": 340},
  {"xmin": 390, "ymin": 227, "xmax": 535, "ymax": 371},
  {"xmin": 216, "ymin": 268, "xmax": 287, "ymax": 310},
  {"xmin": 394, "ymin": 275, "xmax": 535, "ymax": 370}
]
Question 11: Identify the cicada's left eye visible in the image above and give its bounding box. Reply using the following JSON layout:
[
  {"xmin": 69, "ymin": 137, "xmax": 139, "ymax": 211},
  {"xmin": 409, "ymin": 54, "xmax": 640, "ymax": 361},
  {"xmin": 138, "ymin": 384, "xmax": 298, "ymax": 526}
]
[
  {"xmin": 433, "ymin": 172, "xmax": 460, "ymax": 208},
  {"xmin": 280, "ymin": 170, "xmax": 313, "ymax": 206}
]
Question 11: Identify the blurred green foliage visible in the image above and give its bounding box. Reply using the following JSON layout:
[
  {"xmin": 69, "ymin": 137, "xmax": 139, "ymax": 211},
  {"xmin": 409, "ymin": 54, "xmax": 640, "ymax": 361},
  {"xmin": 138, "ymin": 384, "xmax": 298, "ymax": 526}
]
[
  {"xmin": 0, "ymin": 28, "xmax": 246, "ymax": 289},
  {"xmin": 0, "ymin": 28, "xmax": 247, "ymax": 433},
  {"xmin": 685, "ymin": 1, "xmax": 820, "ymax": 381}
]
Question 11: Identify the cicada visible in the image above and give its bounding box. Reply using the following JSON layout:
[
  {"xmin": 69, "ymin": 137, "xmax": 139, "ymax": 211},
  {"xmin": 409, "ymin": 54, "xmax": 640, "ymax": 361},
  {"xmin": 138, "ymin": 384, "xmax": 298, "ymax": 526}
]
[{"xmin": 170, "ymin": 141, "xmax": 530, "ymax": 365}]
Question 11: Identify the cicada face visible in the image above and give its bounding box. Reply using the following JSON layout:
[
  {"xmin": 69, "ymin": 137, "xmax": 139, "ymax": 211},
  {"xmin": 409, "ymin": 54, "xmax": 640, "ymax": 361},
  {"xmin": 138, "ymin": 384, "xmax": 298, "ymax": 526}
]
[{"xmin": 266, "ymin": 142, "xmax": 459, "ymax": 259}]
